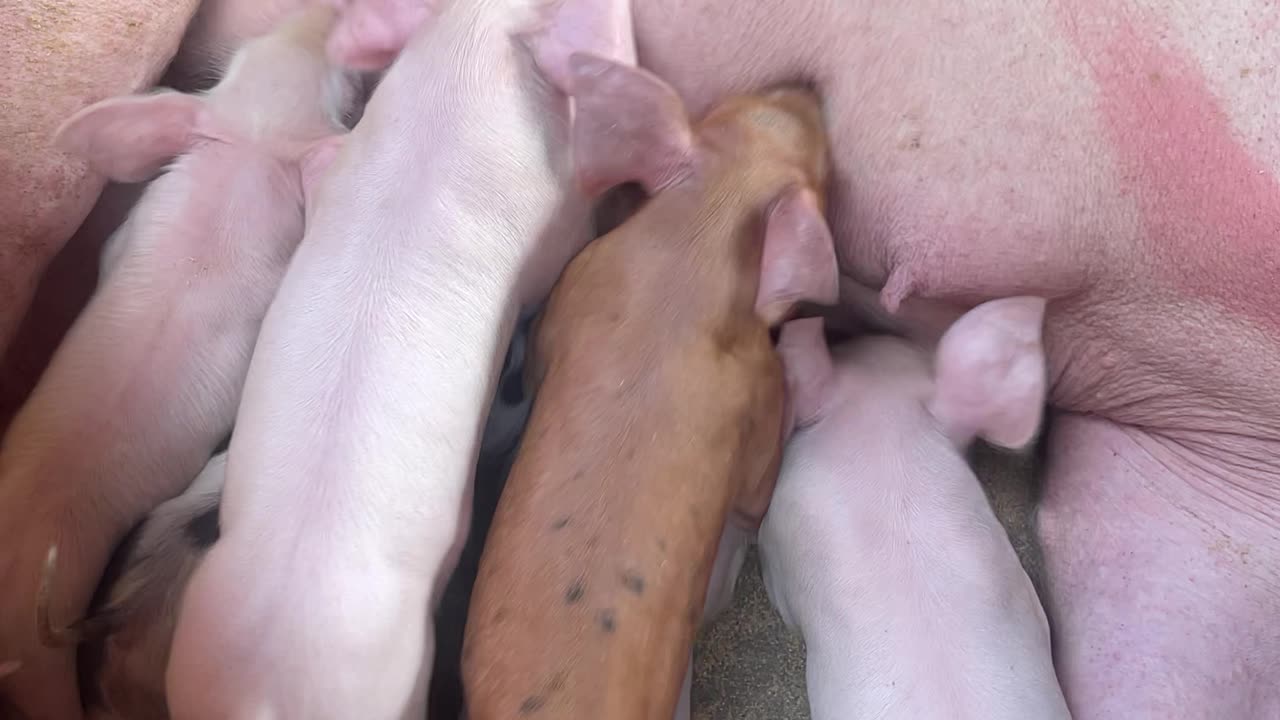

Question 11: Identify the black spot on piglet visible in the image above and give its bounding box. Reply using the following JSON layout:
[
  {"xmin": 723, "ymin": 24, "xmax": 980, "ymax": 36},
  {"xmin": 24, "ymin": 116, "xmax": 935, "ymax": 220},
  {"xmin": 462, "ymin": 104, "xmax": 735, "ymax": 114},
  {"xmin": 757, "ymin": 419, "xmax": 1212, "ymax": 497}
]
[
  {"xmin": 565, "ymin": 581, "xmax": 584, "ymax": 605},
  {"xmin": 520, "ymin": 695, "xmax": 546, "ymax": 714},
  {"xmin": 597, "ymin": 609, "xmax": 616, "ymax": 633},
  {"xmin": 621, "ymin": 572, "xmax": 645, "ymax": 596}
]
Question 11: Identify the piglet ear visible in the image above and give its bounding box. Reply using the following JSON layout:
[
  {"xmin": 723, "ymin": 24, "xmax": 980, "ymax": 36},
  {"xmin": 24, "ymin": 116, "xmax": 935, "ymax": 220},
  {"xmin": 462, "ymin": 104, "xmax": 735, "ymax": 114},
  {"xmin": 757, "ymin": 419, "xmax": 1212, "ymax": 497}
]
[
  {"xmin": 776, "ymin": 316, "xmax": 835, "ymax": 435},
  {"xmin": 54, "ymin": 91, "xmax": 206, "ymax": 183},
  {"xmin": 927, "ymin": 296, "xmax": 1048, "ymax": 449},
  {"xmin": 562, "ymin": 53, "xmax": 694, "ymax": 196},
  {"xmin": 518, "ymin": 0, "xmax": 682, "ymax": 196},
  {"xmin": 755, "ymin": 184, "xmax": 840, "ymax": 327},
  {"xmin": 519, "ymin": 0, "xmax": 638, "ymax": 93}
]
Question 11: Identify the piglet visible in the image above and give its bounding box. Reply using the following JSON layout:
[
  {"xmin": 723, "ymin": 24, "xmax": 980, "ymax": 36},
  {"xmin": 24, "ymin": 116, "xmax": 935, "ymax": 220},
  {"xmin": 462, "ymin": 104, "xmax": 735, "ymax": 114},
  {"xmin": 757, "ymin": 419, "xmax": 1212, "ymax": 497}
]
[
  {"xmin": 462, "ymin": 61, "xmax": 839, "ymax": 719},
  {"xmin": 30, "ymin": 312, "xmax": 537, "ymax": 720},
  {"xmin": 163, "ymin": 0, "xmax": 635, "ymax": 716},
  {"xmin": 758, "ymin": 301, "xmax": 1071, "ymax": 719},
  {"xmin": 0, "ymin": 7, "xmax": 357, "ymax": 718}
]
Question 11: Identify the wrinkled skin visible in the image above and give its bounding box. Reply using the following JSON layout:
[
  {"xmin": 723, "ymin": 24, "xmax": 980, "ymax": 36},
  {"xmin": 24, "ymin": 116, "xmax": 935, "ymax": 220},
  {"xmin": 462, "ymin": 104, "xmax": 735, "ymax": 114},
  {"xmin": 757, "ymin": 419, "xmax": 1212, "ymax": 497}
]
[
  {"xmin": 759, "ymin": 304, "xmax": 1069, "ymax": 719},
  {"xmin": 164, "ymin": 1, "xmax": 632, "ymax": 717},
  {"xmin": 631, "ymin": 1, "xmax": 1280, "ymax": 715},
  {"xmin": 0, "ymin": 8, "xmax": 357, "ymax": 719},
  {"xmin": 0, "ymin": 0, "xmax": 201, "ymax": 362},
  {"xmin": 463, "ymin": 62, "xmax": 838, "ymax": 716}
]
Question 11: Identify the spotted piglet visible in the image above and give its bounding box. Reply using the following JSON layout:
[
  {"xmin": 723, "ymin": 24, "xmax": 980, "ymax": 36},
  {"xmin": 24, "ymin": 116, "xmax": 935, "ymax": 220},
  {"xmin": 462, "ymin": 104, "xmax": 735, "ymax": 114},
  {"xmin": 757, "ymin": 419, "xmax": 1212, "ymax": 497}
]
[{"xmin": 463, "ymin": 57, "xmax": 839, "ymax": 719}]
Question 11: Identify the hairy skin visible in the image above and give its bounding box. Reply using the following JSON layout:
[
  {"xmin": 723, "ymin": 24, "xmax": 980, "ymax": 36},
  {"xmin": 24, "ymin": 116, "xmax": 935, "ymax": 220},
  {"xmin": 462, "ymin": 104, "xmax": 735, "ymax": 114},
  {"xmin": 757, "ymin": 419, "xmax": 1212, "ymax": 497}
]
[
  {"xmin": 164, "ymin": 1, "xmax": 631, "ymax": 717},
  {"xmin": 0, "ymin": 0, "xmax": 201, "ymax": 359},
  {"xmin": 0, "ymin": 8, "xmax": 356, "ymax": 718},
  {"xmin": 464, "ymin": 81, "xmax": 834, "ymax": 719},
  {"xmin": 632, "ymin": 0, "xmax": 1280, "ymax": 715},
  {"xmin": 0, "ymin": 0, "xmax": 330, "ymax": 435}
]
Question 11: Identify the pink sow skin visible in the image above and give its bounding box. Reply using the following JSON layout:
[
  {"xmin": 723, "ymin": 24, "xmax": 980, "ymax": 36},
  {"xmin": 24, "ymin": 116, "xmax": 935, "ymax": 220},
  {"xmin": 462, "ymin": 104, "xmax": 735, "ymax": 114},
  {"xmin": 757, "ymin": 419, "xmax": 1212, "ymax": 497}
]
[{"xmin": 628, "ymin": 0, "xmax": 1280, "ymax": 715}]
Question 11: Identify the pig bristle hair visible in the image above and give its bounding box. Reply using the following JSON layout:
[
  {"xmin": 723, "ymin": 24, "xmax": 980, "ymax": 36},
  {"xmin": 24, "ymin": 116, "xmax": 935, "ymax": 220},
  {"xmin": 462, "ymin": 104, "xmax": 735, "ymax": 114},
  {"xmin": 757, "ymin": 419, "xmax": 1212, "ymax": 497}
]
[{"xmin": 36, "ymin": 546, "xmax": 85, "ymax": 648}]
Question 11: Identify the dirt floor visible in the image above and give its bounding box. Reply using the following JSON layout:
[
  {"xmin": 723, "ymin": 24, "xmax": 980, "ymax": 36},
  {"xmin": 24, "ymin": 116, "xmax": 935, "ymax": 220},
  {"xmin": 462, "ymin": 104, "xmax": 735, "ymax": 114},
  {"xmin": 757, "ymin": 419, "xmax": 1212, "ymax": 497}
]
[{"xmin": 689, "ymin": 440, "xmax": 1047, "ymax": 719}]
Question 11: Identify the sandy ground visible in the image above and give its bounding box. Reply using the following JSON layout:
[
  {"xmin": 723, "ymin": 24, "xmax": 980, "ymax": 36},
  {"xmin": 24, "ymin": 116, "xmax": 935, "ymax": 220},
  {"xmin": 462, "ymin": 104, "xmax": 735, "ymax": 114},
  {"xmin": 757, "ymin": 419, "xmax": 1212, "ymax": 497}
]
[{"xmin": 690, "ymin": 440, "xmax": 1048, "ymax": 719}]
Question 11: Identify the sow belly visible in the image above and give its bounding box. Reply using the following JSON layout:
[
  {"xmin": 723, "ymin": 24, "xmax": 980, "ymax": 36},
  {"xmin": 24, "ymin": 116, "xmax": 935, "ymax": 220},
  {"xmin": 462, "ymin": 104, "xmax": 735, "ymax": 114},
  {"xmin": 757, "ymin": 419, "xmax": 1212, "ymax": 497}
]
[
  {"xmin": 634, "ymin": 0, "xmax": 1280, "ymax": 428},
  {"xmin": 636, "ymin": 1, "xmax": 1280, "ymax": 715}
]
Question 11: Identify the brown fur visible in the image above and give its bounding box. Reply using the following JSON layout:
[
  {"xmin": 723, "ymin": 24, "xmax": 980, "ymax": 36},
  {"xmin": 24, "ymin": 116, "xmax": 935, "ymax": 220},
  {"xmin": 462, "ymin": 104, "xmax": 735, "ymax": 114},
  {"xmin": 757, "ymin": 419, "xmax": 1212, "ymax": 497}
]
[{"xmin": 463, "ymin": 87, "xmax": 830, "ymax": 719}]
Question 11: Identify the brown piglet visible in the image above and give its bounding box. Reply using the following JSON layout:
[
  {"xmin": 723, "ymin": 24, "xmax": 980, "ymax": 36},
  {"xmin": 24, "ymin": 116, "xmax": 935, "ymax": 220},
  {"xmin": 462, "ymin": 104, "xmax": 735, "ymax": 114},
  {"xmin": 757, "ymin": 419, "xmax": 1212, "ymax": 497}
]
[{"xmin": 462, "ymin": 53, "xmax": 838, "ymax": 720}]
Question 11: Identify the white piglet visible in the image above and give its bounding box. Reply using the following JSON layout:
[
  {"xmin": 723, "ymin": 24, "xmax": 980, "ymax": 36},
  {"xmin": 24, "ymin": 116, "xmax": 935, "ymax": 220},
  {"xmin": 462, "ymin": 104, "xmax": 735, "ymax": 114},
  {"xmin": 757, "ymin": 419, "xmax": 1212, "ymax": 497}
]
[
  {"xmin": 166, "ymin": 0, "xmax": 639, "ymax": 717},
  {"xmin": 759, "ymin": 299, "xmax": 1071, "ymax": 720},
  {"xmin": 0, "ymin": 7, "xmax": 357, "ymax": 719}
]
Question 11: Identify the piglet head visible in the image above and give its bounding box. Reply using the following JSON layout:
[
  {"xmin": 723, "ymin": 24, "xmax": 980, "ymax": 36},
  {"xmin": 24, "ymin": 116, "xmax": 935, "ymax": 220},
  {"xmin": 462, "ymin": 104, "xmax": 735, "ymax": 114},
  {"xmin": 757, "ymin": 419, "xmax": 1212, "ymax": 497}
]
[
  {"xmin": 702, "ymin": 87, "xmax": 830, "ymax": 201},
  {"xmin": 927, "ymin": 296, "xmax": 1049, "ymax": 450},
  {"xmin": 54, "ymin": 5, "xmax": 359, "ymax": 191},
  {"xmin": 205, "ymin": 5, "xmax": 361, "ymax": 143},
  {"xmin": 535, "ymin": 53, "xmax": 841, "ymax": 327},
  {"xmin": 698, "ymin": 86, "xmax": 838, "ymax": 326}
]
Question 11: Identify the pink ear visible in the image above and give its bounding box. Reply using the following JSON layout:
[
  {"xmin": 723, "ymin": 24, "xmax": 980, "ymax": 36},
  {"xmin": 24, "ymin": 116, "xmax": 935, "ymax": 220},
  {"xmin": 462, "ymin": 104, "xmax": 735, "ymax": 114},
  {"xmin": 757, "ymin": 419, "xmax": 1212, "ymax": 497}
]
[
  {"xmin": 325, "ymin": 0, "xmax": 434, "ymax": 71},
  {"xmin": 54, "ymin": 91, "xmax": 206, "ymax": 183},
  {"xmin": 517, "ymin": 0, "xmax": 639, "ymax": 94},
  {"xmin": 299, "ymin": 133, "xmax": 347, "ymax": 209},
  {"xmin": 927, "ymin": 296, "xmax": 1048, "ymax": 449},
  {"xmin": 517, "ymin": 0, "xmax": 680, "ymax": 196},
  {"xmin": 559, "ymin": 53, "xmax": 694, "ymax": 196},
  {"xmin": 776, "ymin": 317, "xmax": 835, "ymax": 434},
  {"xmin": 755, "ymin": 184, "xmax": 840, "ymax": 326}
]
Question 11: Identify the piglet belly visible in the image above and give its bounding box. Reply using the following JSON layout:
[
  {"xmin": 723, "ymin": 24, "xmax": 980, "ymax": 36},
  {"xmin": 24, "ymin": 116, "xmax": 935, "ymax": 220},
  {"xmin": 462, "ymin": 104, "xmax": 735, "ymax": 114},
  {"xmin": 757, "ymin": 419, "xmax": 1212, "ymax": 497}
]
[
  {"xmin": 464, "ymin": 448, "xmax": 727, "ymax": 720},
  {"xmin": 1038, "ymin": 414, "xmax": 1280, "ymax": 719}
]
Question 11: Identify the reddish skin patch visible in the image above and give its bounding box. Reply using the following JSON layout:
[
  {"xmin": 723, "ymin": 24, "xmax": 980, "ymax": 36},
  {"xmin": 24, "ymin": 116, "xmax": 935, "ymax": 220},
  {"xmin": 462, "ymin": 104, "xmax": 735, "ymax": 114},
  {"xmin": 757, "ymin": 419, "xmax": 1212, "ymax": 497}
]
[{"xmin": 1057, "ymin": 3, "xmax": 1280, "ymax": 331}]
